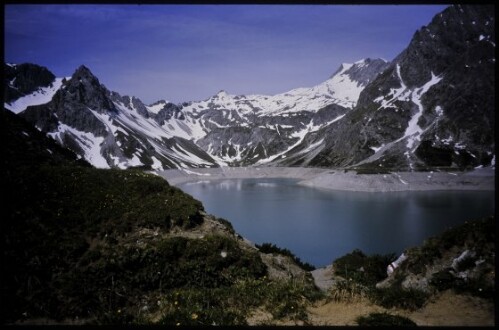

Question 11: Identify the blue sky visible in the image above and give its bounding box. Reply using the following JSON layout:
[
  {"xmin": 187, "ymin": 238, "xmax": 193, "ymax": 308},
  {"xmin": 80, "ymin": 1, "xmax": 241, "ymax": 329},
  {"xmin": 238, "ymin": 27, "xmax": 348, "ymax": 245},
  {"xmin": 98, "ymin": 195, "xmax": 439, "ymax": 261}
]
[{"xmin": 5, "ymin": 4, "xmax": 448, "ymax": 104}]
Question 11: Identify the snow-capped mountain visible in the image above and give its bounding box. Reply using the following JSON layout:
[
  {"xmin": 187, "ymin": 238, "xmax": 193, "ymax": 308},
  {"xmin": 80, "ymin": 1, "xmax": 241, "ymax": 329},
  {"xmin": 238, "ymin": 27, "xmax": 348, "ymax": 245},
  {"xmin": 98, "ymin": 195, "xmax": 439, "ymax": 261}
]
[
  {"xmin": 164, "ymin": 58, "xmax": 389, "ymax": 166},
  {"xmin": 6, "ymin": 58, "xmax": 389, "ymax": 169},
  {"xmin": 4, "ymin": 5, "xmax": 494, "ymax": 172},
  {"xmin": 5, "ymin": 63, "xmax": 65, "ymax": 114},
  {"xmin": 273, "ymin": 4, "xmax": 495, "ymax": 171},
  {"xmin": 16, "ymin": 65, "xmax": 219, "ymax": 170}
]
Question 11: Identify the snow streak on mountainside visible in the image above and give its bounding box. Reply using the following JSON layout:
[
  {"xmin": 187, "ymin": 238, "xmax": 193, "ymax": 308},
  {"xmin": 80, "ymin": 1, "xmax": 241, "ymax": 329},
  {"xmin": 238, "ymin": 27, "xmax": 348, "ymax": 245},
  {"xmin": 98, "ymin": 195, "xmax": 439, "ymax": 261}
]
[
  {"xmin": 17, "ymin": 66, "xmax": 219, "ymax": 170},
  {"xmin": 5, "ymin": 5, "xmax": 494, "ymax": 171},
  {"xmin": 4, "ymin": 63, "xmax": 66, "ymax": 114},
  {"xmin": 171, "ymin": 58, "xmax": 389, "ymax": 165},
  {"xmin": 8, "ymin": 58, "xmax": 389, "ymax": 169},
  {"xmin": 283, "ymin": 4, "xmax": 495, "ymax": 171},
  {"xmin": 6, "ymin": 77, "xmax": 65, "ymax": 114},
  {"xmin": 181, "ymin": 58, "xmax": 388, "ymax": 119}
]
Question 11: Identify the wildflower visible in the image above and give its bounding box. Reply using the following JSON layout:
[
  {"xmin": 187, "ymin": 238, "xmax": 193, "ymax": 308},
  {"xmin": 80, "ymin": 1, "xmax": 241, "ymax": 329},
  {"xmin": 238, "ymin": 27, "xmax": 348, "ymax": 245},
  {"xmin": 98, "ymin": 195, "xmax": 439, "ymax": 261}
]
[
  {"xmin": 117, "ymin": 309, "xmax": 121, "ymax": 314},
  {"xmin": 191, "ymin": 313, "xmax": 199, "ymax": 320},
  {"xmin": 174, "ymin": 301, "xmax": 178, "ymax": 305},
  {"xmin": 176, "ymin": 322, "xmax": 181, "ymax": 326}
]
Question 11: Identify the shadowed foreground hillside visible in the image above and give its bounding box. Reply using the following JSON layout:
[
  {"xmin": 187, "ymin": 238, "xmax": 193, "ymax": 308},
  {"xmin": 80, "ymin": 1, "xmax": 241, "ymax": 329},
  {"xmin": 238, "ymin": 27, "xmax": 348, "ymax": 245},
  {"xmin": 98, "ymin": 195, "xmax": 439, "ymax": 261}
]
[
  {"xmin": 0, "ymin": 109, "xmax": 320, "ymax": 324},
  {"xmin": 0, "ymin": 109, "xmax": 494, "ymax": 325}
]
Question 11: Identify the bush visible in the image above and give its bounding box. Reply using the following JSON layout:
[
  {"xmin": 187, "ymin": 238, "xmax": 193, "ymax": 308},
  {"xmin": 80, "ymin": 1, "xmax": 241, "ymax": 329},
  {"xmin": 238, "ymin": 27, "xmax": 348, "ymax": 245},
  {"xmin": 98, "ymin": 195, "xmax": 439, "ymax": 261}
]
[
  {"xmin": 371, "ymin": 287, "xmax": 429, "ymax": 310},
  {"xmin": 430, "ymin": 269, "xmax": 463, "ymax": 291},
  {"xmin": 256, "ymin": 243, "xmax": 315, "ymax": 271},
  {"xmin": 157, "ymin": 277, "xmax": 319, "ymax": 326},
  {"xmin": 332, "ymin": 249, "xmax": 395, "ymax": 286},
  {"xmin": 328, "ymin": 279, "xmax": 369, "ymax": 303},
  {"xmin": 356, "ymin": 312, "xmax": 417, "ymax": 326},
  {"xmin": 216, "ymin": 217, "xmax": 236, "ymax": 234}
]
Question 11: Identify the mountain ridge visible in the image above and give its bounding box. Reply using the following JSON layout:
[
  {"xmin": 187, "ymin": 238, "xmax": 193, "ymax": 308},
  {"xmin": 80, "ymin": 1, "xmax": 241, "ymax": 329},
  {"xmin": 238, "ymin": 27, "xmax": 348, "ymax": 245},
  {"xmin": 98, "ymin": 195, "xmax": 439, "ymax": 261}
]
[
  {"xmin": 4, "ymin": 4, "xmax": 494, "ymax": 172},
  {"xmin": 6, "ymin": 57, "xmax": 389, "ymax": 169}
]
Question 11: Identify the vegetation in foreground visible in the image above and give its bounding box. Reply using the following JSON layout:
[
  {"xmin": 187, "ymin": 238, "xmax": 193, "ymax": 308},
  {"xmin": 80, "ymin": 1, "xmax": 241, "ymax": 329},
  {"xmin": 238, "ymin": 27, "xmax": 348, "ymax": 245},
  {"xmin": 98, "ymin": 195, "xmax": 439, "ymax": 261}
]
[
  {"xmin": 1, "ymin": 109, "xmax": 494, "ymax": 325},
  {"xmin": 356, "ymin": 312, "xmax": 418, "ymax": 326},
  {"xmin": 256, "ymin": 242, "xmax": 316, "ymax": 271},
  {"xmin": 0, "ymin": 109, "xmax": 320, "ymax": 325},
  {"xmin": 327, "ymin": 216, "xmax": 495, "ymax": 313}
]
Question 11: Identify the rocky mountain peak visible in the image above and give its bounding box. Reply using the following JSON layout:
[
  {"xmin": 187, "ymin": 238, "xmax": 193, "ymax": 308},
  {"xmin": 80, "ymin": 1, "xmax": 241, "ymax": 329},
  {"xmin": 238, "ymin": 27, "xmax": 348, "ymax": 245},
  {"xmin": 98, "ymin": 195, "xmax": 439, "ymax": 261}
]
[
  {"xmin": 56, "ymin": 64, "xmax": 117, "ymax": 114},
  {"xmin": 215, "ymin": 90, "xmax": 229, "ymax": 98},
  {"xmin": 70, "ymin": 65, "xmax": 100, "ymax": 85},
  {"xmin": 329, "ymin": 58, "xmax": 389, "ymax": 85},
  {"xmin": 330, "ymin": 62, "xmax": 353, "ymax": 77},
  {"xmin": 394, "ymin": 4, "xmax": 494, "ymax": 88},
  {"xmin": 342, "ymin": 58, "xmax": 390, "ymax": 86}
]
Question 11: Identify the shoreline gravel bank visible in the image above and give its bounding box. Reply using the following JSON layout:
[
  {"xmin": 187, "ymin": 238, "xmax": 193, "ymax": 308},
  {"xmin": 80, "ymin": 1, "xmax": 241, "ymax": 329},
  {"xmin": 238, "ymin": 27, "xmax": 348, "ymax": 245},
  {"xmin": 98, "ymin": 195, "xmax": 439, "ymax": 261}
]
[{"xmin": 157, "ymin": 167, "xmax": 495, "ymax": 192}]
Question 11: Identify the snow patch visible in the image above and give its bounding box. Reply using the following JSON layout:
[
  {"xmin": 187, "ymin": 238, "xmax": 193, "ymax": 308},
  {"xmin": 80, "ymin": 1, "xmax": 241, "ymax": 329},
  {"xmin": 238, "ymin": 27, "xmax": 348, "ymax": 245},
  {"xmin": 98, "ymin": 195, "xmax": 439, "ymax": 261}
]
[
  {"xmin": 5, "ymin": 78, "xmax": 64, "ymax": 114},
  {"xmin": 48, "ymin": 123, "xmax": 109, "ymax": 168},
  {"xmin": 150, "ymin": 156, "xmax": 164, "ymax": 171},
  {"xmin": 146, "ymin": 101, "xmax": 168, "ymax": 114}
]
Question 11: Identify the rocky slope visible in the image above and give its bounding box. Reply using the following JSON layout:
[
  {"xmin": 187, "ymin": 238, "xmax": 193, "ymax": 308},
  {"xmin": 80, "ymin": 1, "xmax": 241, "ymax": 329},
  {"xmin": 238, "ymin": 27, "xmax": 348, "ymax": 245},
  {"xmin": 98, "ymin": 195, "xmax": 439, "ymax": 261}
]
[
  {"xmin": 4, "ymin": 5, "xmax": 494, "ymax": 172},
  {"xmin": 15, "ymin": 65, "xmax": 219, "ymax": 170},
  {"xmin": 290, "ymin": 4, "xmax": 495, "ymax": 171},
  {"xmin": 5, "ymin": 59, "xmax": 389, "ymax": 169}
]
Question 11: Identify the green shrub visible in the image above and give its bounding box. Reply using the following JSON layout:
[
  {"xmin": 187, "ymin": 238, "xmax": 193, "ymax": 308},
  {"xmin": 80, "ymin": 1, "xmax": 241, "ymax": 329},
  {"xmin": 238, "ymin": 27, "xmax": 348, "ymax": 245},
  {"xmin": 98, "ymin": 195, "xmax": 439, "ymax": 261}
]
[
  {"xmin": 455, "ymin": 255, "xmax": 477, "ymax": 272},
  {"xmin": 332, "ymin": 249, "xmax": 395, "ymax": 286},
  {"xmin": 371, "ymin": 287, "xmax": 428, "ymax": 310},
  {"xmin": 256, "ymin": 243, "xmax": 315, "ymax": 271},
  {"xmin": 430, "ymin": 269, "xmax": 462, "ymax": 291},
  {"xmin": 328, "ymin": 279, "xmax": 369, "ymax": 302},
  {"xmin": 356, "ymin": 312, "xmax": 417, "ymax": 326},
  {"xmin": 216, "ymin": 217, "xmax": 236, "ymax": 234},
  {"xmin": 157, "ymin": 277, "xmax": 319, "ymax": 326}
]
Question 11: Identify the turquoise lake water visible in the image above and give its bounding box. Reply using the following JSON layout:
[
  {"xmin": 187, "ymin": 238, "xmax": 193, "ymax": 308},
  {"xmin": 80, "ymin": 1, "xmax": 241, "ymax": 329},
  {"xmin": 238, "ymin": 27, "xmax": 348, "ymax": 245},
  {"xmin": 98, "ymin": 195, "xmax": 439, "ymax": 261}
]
[{"xmin": 179, "ymin": 178, "xmax": 495, "ymax": 267}]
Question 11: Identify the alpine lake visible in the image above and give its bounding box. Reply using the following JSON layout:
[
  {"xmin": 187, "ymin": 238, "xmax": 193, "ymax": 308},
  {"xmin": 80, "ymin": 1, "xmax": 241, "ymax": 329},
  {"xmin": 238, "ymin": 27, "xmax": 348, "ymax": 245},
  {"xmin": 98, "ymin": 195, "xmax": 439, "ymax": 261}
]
[{"xmin": 178, "ymin": 178, "xmax": 495, "ymax": 267}]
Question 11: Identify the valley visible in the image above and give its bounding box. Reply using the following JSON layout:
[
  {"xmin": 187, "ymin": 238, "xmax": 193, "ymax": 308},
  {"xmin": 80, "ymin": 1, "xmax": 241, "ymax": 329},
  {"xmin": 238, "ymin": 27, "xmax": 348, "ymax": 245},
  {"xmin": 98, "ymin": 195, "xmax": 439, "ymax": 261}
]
[{"xmin": 2, "ymin": 3, "xmax": 495, "ymax": 326}]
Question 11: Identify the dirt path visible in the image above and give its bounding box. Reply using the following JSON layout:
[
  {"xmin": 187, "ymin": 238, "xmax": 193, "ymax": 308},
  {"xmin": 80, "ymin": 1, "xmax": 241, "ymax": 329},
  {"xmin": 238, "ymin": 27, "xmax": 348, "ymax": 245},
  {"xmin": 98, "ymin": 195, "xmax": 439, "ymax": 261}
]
[{"xmin": 306, "ymin": 290, "xmax": 494, "ymax": 326}]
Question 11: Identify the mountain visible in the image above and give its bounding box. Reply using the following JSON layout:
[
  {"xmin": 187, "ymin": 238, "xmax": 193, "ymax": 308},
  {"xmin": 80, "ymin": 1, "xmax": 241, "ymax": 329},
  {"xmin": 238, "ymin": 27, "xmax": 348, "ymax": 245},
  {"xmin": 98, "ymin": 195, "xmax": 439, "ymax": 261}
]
[
  {"xmin": 173, "ymin": 58, "xmax": 389, "ymax": 166},
  {"xmin": 6, "ymin": 58, "xmax": 389, "ymax": 168},
  {"xmin": 4, "ymin": 5, "xmax": 494, "ymax": 172},
  {"xmin": 16, "ymin": 65, "xmax": 219, "ymax": 170},
  {"xmin": 289, "ymin": 4, "xmax": 495, "ymax": 171},
  {"xmin": 4, "ymin": 63, "xmax": 64, "ymax": 113}
]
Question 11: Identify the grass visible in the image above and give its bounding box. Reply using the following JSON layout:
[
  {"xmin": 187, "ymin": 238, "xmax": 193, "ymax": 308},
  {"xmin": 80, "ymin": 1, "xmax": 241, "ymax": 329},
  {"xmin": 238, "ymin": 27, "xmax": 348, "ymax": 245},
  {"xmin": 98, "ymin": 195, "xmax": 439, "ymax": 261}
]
[
  {"xmin": 356, "ymin": 312, "xmax": 417, "ymax": 326},
  {"xmin": 156, "ymin": 277, "xmax": 319, "ymax": 325}
]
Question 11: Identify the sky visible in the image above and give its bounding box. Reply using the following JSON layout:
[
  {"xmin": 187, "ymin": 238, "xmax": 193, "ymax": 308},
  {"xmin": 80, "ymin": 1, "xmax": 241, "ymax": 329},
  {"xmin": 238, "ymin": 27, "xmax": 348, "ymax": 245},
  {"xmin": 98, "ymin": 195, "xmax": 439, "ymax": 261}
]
[{"xmin": 5, "ymin": 4, "xmax": 449, "ymax": 104}]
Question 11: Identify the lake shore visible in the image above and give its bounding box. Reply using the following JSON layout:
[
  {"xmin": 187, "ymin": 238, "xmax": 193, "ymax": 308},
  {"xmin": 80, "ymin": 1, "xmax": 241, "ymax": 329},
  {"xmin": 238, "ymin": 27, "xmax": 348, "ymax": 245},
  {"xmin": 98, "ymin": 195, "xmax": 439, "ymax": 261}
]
[{"xmin": 156, "ymin": 166, "xmax": 495, "ymax": 192}]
